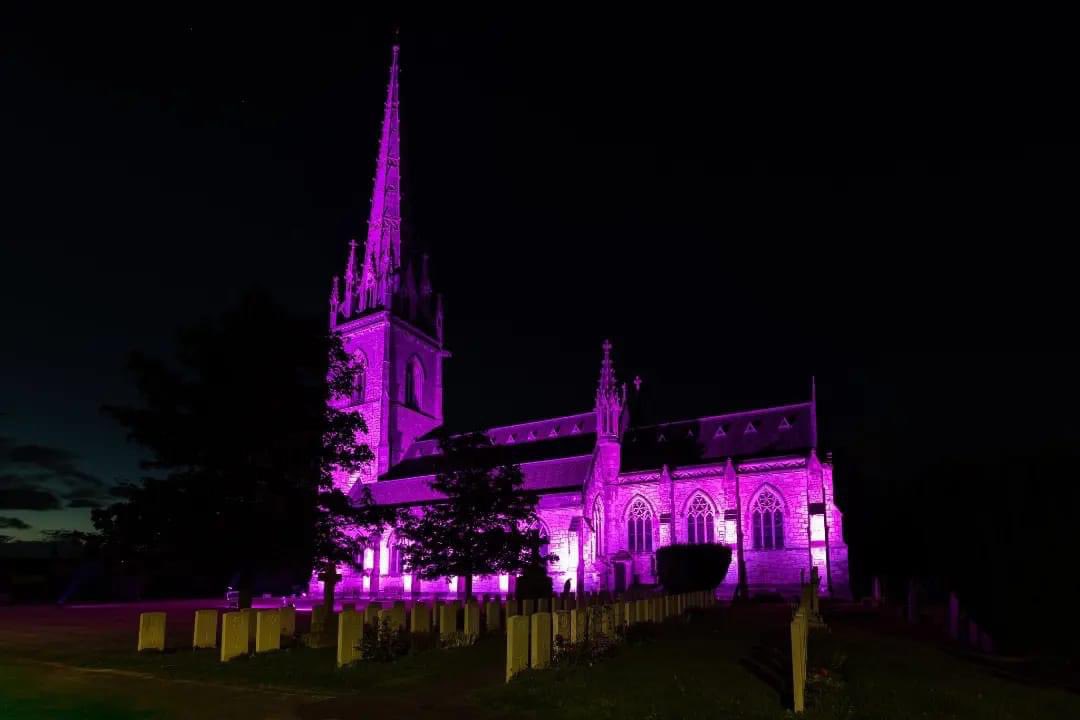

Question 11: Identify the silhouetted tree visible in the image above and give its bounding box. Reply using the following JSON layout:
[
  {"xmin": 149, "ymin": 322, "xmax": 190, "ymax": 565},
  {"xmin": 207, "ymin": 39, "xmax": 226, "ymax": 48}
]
[
  {"xmin": 98, "ymin": 291, "xmax": 389, "ymax": 606},
  {"xmin": 395, "ymin": 432, "xmax": 551, "ymax": 601}
]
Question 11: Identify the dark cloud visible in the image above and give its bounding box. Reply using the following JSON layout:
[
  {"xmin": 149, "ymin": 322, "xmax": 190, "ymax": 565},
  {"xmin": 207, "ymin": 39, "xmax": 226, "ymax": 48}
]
[
  {"xmin": 6, "ymin": 443, "xmax": 103, "ymax": 487},
  {"xmin": 0, "ymin": 516, "xmax": 32, "ymax": 530},
  {"xmin": 0, "ymin": 485, "xmax": 61, "ymax": 510},
  {"xmin": 0, "ymin": 440, "xmax": 110, "ymax": 511}
]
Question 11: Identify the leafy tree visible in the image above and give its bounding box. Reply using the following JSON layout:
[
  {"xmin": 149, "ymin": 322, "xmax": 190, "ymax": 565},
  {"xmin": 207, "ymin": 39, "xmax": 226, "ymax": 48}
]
[
  {"xmin": 97, "ymin": 291, "xmax": 388, "ymax": 606},
  {"xmin": 395, "ymin": 432, "xmax": 552, "ymax": 601}
]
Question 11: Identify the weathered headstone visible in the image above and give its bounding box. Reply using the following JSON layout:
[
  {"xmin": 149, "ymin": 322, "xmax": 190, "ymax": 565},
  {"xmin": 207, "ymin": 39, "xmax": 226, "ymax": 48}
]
[
  {"xmin": 439, "ymin": 602, "xmax": 458, "ymax": 637},
  {"xmin": 220, "ymin": 611, "xmax": 247, "ymax": 661},
  {"xmin": 871, "ymin": 576, "xmax": 882, "ymax": 605},
  {"xmin": 505, "ymin": 597, "xmax": 518, "ymax": 617},
  {"xmin": 411, "ymin": 601, "xmax": 432, "ymax": 633},
  {"xmin": 522, "ymin": 598, "xmax": 534, "ymax": 616},
  {"xmin": 506, "ymin": 615, "xmax": 530, "ymax": 682},
  {"xmin": 337, "ymin": 609, "xmax": 363, "ymax": 667},
  {"xmin": 279, "ymin": 606, "xmax": 296, "ymax": 637},
  {"xmin": 310, "ymin": 604, "xmax": 328, "ymax": 635},
  {"xmin": 600, "ymin": 604, "xmax": 617, "ymax": 636},
  {"xmin": 537, "ymin": 597, "xmax": 549, "ymax": 613},
  {"xmin": 790, "ymin": 608, "xmax": 808, "ymax": 713},
  {"xmin": 464, "ymin": 602, "xmax": 481, "ymax": 640},
  {"xmin": 570, "ymin": 608, "xmax": 588, "ymax": 643},
  {"xmin": 193, "ymin": 609, "xmax": 218, "ymax": 649},
  {"xmin": 553, "ymin": 609, "xmax": 571, "ymax": 641},
  {"xmin": 485, "ymin": 599, "xmax": 501, "ymax": 632},
  {"xmin": 255, "ymin": 610, "xmax": 281, "ymax": 653},
  {"xmin": 530, "ymin": 612, "xmax": 552, "ymax": 669},
  {"xmin": 137, "ymin": 612, "xmax": 166, "ymax": 652},
  {"xmin": 635, "ymin": 598, "xmax": 648, "ymax": 624}
]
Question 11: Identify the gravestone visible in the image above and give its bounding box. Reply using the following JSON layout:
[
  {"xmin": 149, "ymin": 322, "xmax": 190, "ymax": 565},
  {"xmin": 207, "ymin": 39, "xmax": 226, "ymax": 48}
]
[
  {"xmin": 193, "ymin": 609, "xmax": 217, "ymax": 649},
  {"xmin": 506, "ymin": 615, "xmax": 529, "ymax": 682},
  {"xmin": 553, "ymin": 609, "xmax": 571, "ymax": 641},
  {"xmin": 411, "ymin": 602, "xmax": 432, "ymax": 633},
  {"xmin": 530, "ymin": 612, "xmax": 552, "ymax": 669},
  {"xmin": 439, "ymin": 603, "xmax": 457, "ymax": 637},
  {"xmin": 336, "ymin": 609, "xmax": 363, "ymax": 667},
  {"xmin": 570, "ymin": 608, "xmax": 587, "ymax": 643},
  {"xmin": 255, "ymin": 610, "xmax": 280, "ymax": 653},
  {"xmin": 790, "ymin": 608, "xmax": 808, "ymax": 713},
  {"xmin": 310, "ymin": 604, "xmax": 328, "ymax": 635},
  {"xmin": 137, "ymin": 612, "xmax": 165, "ymax": 652},
  {"xmin": 485, "ymin": 599, "xmax": 501, "ymax": 632},
  {"xmin": 464, "ymin": 602, "xmax": 481, "ymax": 640},
  {"xmin": 220, "ymin": 612, "xmax": 247, "ymax": 661},
  {"xmin": 279, "ymin": 606, "xmax": 296, "ymax": 637},
  {"xmin": 521, "ymin": 598, "xmax": 534, "ymax": 616}
]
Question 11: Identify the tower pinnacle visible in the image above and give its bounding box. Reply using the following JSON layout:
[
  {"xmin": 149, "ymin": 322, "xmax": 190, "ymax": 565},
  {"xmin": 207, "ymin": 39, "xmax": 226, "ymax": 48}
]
[{"xmin": 595, "ymin": 340, "xmax": 626, "ymax": 441}]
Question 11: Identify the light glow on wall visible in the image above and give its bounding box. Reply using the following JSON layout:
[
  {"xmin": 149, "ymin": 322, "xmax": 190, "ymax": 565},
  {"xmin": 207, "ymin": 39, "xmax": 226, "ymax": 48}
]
[
  {"xmin": 363, "ymin": 548, "xmax": 375, "ymax": 570},
  {"xmin": 725, "ymin": 519, "xmax": 737, "ymax": 542},
  {"xmin": 448, "ymin": 576, "xmax": 458, "ymax": 592},
  {"xmin": 810, "ymin": 514, "xmax": 826, "ymax": 542},
  {"xmin": 498, "ymin": 574, "xmax": 509, "ymax": 593},
  {"xmin": 403, "ymin": 574, "xmax": 413, "ymax": 593},
  {"xmin": 362, "ymin": 575, "xmax": 371, "ymax": 593}
]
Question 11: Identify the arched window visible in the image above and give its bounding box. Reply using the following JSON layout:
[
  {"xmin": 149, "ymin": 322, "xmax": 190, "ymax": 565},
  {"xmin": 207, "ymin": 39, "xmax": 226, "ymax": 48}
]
[
  {"xmin": 626, "ymin": 497, "xmax": 653, "ymax": 553},
  {"xmin": 751, "ymin": 489, "xmax": 784, "ymax": 550},
  {"xmin": 686, "ymin": 493, "xmax": 716, "ymax": 544},
  {"xmin": 388, "ymin": 536, "xmax": 407, "ymax": 575},
  {"xmin": 592, "ymin": 496, "xmax": 604, "ymax": 559},
  {"xmin": 405, "ymin": 356, "xmax": 423, "ymax": 411},
  {"xmin": 351, "ymin": 357, "xmax": 366, "ymax": 404}
]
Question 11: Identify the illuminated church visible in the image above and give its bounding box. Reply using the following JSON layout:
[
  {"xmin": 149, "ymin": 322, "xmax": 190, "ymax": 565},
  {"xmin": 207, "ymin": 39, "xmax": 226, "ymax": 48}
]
[{"xmin": 321, "ymin": 44, "xmax": 849, "ymax": 600}]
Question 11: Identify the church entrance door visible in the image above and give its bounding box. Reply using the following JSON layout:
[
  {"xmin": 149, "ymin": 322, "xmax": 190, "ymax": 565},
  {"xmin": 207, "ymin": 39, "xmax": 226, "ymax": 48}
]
[{"xmin": 614, "ymin": 563, "xmax": 626, "ymax": 593}]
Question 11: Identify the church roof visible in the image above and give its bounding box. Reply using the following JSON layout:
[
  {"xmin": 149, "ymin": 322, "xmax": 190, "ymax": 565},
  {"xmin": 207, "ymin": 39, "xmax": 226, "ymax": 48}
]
[
  {"xmin": 620, "ymin": 401, "xmax": 815, "ymax": 471},
  {"xmin": 377, "ymin": 401, "xmax": 814, "ymax": 492}
]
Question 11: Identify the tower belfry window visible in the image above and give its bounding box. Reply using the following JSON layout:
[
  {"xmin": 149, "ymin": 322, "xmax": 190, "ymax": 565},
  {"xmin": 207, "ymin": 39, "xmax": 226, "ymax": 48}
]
[{"xmin": 405, "ymin": 357, "xmax": 424, "ymax": 411}]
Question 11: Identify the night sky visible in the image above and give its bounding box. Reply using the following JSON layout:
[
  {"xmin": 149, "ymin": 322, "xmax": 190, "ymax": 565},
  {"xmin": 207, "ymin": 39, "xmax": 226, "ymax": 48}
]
[{"xmin": 3, "ymin": 6, "xmax": 1079, "ymax": 573}]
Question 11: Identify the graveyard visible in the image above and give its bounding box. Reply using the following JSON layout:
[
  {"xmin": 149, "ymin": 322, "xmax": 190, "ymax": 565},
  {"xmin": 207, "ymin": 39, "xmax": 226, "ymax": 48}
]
[{"xmin": 2, "ymin": 594, "xmax": 1078, "ymax": 720}]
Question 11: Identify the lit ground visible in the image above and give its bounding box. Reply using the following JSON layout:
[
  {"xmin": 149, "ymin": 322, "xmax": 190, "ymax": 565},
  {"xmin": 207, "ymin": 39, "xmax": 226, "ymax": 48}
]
[{"xmin": 1, "ymin": 599, "xmax": 1078, "ymax": 719}]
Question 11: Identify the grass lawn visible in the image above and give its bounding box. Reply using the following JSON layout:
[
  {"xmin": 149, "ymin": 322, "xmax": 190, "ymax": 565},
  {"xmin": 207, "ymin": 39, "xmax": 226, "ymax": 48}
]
[{"xmin": 1, "ymin": 600, "xmax": 1078, "ymax": 719}]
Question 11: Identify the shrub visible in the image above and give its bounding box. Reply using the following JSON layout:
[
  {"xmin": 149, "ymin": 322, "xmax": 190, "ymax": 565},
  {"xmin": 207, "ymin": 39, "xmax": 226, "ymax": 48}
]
[
  {"xmin": 656, "ymin": 543, "xmax": 732, "ymax": 594},
  {"xmin": 360, "ymin": 617, "xmax": 411, "ymax": 662},
  {"xmin": 553, "ymin": 633, "xmax": 618, "ymax": 667},
  {"xmin": 515, "ymin": 563, "xmax": 553, "ymax": 600}
]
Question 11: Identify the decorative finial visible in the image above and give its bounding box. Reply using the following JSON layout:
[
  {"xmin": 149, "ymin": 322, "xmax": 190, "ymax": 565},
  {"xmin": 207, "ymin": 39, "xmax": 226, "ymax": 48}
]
[{"xmin": 633, "ymin": 375, "xmax": 642, "ymax": 393}]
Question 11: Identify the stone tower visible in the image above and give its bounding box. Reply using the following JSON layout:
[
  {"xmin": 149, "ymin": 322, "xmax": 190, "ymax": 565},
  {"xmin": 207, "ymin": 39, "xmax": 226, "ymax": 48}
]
[{"xmin": 329, "ymin": 42, "xmax": 447, "ymax": 494}]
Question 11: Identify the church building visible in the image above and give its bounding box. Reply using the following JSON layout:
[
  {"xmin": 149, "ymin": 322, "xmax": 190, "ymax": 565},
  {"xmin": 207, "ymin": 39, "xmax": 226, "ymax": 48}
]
[{"xmin": 321, "ymin": 43, "xmax": 849, "ymax": 600}]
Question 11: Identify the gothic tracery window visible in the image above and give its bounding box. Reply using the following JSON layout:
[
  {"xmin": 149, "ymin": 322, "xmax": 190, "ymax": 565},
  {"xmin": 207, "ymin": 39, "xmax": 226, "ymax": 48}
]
[
  {"xmin": 686, "ymin": 493, "xmax": 716, "ymax": 544},
  {"xmin": 592, "ymin": 496, "xmax": 604, "ymax": 559},
  {"xmin": 751, "ymin": 489, "xmax": 784, "ymax": 550},
  {"xmin": 627, "ymin": 497, "xmax": 653, "ymax": 553}
]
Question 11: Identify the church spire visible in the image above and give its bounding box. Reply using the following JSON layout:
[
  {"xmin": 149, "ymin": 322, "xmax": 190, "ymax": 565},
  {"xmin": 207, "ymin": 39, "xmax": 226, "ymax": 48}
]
[
  {"xmin": 595, "ymin": 340, "xmax": 627, "ymax": 441},
  {"xmin": 358, "ymin": 40, "xmax": 402, "ymax": 313}
]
